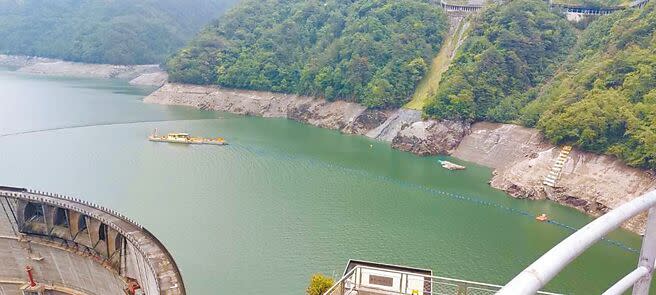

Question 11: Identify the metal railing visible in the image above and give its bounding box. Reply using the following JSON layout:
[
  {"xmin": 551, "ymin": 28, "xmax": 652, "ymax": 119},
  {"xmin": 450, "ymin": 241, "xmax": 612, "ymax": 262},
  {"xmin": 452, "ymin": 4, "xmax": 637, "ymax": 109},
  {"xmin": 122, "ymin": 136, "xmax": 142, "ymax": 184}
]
[
  {"xmin": 438, "ymin": 0, "xmax": 484, "ymax": 11},
  {"xmin": 324, "ymin": 265, "xmax": 561, "ymax": 295},
  {"xmin": 499, "ymin": 190, "xmax": 656, "ymax": 295},
  {"xmin": 629, "ymin": 0, "xmax": 650, "ymax": 8},
  {"xmin": 548, "ymin": 0, "xmax": 650, "ymax": 14}
]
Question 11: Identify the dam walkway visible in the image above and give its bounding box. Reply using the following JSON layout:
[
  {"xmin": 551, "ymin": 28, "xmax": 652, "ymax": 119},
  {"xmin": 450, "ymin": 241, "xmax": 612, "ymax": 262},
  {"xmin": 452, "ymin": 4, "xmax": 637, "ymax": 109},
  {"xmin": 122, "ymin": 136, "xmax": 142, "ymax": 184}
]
[
  {"xmin": 433, "ymin": 0, "xmax": 651, "ymax": 16},
  {"xmin": 0, "ymin": 187, "xmax": 185, "ymax": 295},
  {"xmin": 550, "ymin": 0, "xmax": 650, "ymax": 15}
]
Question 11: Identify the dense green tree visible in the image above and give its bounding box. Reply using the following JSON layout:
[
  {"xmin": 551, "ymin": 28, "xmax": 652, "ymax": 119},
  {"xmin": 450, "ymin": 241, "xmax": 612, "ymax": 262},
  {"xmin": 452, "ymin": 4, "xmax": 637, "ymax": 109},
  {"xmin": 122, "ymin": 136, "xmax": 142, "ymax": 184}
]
[
  {"xmin": 425, "ymin": 0, "xmax": 655, "ymax": 170},
  {"xmin": 167, "ymin": 0, "xmax": 448, "ymax": 108},
  {"xmin": 424, "ymin": 0, "xmax": 576, "ymax": 122},
  {"xmin": 531, "ymin": 2, "xmax": 656, "ymax": 169},
  {"xmin": 0, "ymin": 0, "xmax": 237, "ymax": 64}
]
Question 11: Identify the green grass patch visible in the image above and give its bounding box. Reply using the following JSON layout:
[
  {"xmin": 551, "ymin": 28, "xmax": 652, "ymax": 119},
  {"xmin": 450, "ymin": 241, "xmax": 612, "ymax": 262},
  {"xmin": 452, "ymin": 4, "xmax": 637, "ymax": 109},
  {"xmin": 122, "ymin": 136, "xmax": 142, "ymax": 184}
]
[{"xmin": 406, "ymin": 18, "xmax": 469, "ymax": 110}]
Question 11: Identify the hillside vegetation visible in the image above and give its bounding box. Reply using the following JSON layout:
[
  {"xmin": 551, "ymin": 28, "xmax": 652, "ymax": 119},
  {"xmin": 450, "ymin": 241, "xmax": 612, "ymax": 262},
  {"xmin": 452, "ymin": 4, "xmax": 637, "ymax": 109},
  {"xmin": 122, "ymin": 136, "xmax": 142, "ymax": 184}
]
[
  {"xmin": 424, "ymin": 0, "xmax": 576, "ymax": 122},
  {"xmin": 529, "ymin": 2, "xmax": 656, "ymax": 170},
  {"xmin": 406, "ymin": 16, "xmax": 470, "ymax": 110},
  {"xmin": 167, "ymin": 0, "xmax": 448, "ymax": 108},
  {"xmin": 426, "ymin": 0, "xmax": 655, "ymax": 170},
  {"xmin": 165, "ymin": 0, "xmax": 654, "ymax": 170},
  {"xmin": 0, "ymin": 0, "xmax": 237, "ymax": 65}
]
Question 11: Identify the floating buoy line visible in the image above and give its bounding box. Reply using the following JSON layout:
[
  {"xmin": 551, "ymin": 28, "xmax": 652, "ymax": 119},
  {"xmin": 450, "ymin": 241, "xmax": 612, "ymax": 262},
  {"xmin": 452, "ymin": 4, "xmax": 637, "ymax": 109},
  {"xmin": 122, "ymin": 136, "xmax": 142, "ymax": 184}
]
[
  {"xmin": 0, "ymin": 118, "xmax": 223, "ymax": 138},
  {"xmin": 1, "ymin": 121, "xmax": 640, "ymax": 254},
  {"xmin": 237, "ymin": 142, "xmax": 640, "ymax": 253}
]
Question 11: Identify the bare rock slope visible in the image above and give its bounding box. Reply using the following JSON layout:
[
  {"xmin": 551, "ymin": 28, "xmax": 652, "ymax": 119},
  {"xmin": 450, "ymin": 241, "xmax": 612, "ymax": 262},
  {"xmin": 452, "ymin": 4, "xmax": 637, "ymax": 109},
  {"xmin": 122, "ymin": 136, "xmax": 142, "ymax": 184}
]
[
  {"xmin": 454, "ymin": 123, "xmax": 656, "ymax": 232},
  {"xmin": 392, "ymin": 120, "xmax": 470, "ymax": 156},
  {"xmin": 144, "ymin": 83, "xmax": 385, "ymax": 134},
  {"xmin": 366, "ymin": 109, "xmax": 422, "ymax": 142}
]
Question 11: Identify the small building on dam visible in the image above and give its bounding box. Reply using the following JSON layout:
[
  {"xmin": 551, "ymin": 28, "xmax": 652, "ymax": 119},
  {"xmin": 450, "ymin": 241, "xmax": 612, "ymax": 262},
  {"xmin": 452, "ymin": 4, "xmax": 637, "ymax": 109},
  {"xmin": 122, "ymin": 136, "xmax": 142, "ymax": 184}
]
[{"xmin": 0, "ymin": 186, "xmax": 185, "ymax": 295}]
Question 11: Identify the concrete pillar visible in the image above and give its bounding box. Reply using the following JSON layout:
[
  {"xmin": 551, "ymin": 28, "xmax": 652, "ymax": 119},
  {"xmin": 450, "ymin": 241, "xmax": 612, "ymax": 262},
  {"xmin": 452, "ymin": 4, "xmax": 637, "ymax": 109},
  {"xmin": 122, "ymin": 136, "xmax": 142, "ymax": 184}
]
[
  {"xmin": 107, "ymin": 229, "xmax": 123, "ymax": 270},
  {"xmin": 16, "ymin": 200, "xmax": 48, "ymax": 235},
  {"xmin": 632, "ymin": 207, "xmax": 656, "ymax": 294},
  {"xmin": 69, "ymin": 212, "xmax": 93, "ymax": 248},
  {"xmin": 45, "ymin": 206, "xmax": 73, "ymax": 240},
  {"xmin": 88, "ymin": 219, "xmax": 109, "ymax": 258}
]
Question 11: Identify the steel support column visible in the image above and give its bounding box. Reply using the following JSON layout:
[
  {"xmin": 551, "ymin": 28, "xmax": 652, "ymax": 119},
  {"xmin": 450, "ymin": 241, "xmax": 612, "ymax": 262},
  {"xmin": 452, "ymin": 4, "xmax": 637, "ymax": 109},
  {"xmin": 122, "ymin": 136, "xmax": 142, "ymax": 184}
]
[
  {"xmin": 632, "ymin": 207, "xmax": 656, "ymax": 294},
  {"xmin": 499, "ymin": 190, "xmax": 656, "ymax": 294}
]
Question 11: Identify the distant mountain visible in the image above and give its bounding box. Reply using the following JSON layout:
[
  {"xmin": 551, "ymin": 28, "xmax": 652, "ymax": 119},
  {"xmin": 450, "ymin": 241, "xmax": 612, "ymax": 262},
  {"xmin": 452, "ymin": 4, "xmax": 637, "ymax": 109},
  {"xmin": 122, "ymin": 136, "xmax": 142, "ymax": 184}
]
[{"xmin": 0, "ymin": 0, "xmax": 238, "ymax": 65}]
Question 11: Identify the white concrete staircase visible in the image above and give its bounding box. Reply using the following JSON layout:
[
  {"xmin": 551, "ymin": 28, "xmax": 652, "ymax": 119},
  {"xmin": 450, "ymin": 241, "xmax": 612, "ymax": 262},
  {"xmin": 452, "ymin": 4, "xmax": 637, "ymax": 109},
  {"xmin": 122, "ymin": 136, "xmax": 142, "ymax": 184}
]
[{"xmin": 543, "ymin": 145, "xmax": 573, "ymax": 187}]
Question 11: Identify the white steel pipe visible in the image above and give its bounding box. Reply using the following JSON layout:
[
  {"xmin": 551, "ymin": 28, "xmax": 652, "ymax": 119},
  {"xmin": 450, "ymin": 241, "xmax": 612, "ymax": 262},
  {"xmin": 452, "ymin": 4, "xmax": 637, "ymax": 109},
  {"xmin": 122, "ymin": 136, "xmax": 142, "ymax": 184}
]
[
  {"xmin": 602, "ymin": 266, "xmax": 649, "ymax": 295},
  {"xmin": 499, "ymin": 190, "xmax": 656, "ymax": 295},
  {"xmin": 631, "ymin": 206, "xmax": 656, "ymax": 294}
]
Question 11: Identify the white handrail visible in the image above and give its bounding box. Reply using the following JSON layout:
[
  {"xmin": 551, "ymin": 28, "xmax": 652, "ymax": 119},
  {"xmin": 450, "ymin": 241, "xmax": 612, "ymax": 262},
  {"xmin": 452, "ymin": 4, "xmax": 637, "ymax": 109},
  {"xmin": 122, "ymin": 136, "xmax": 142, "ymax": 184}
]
[
  {"xmin": 602, "ymin": 266, "xmax": 649, "ymax": 295},
  {"xmin": 323, "ymin": 266, "xmax": 358, "ymax": 295},
  {"xmin": 324, "ymin": 264, "xmax": 561, "ymax": 295},
  {"xmin": 499, "ymin": 190, "xmax": 656, "ymax": 295}
]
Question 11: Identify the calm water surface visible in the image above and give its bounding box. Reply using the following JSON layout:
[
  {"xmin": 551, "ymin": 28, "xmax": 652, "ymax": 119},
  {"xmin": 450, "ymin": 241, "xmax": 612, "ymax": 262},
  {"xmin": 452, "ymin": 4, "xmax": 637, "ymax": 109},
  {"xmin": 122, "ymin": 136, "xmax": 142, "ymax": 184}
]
[{"xmin": 0, "ymin": 70, "xmax": 647, "ymax": 294}]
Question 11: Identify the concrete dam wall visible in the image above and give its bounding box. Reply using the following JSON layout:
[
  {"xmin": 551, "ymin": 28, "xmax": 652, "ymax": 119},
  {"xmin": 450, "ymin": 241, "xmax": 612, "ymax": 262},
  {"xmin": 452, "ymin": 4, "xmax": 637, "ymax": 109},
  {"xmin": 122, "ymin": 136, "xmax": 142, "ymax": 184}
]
[{"xmin": 0, "ymin": 187, "xmax": 185, "ymax": 295}]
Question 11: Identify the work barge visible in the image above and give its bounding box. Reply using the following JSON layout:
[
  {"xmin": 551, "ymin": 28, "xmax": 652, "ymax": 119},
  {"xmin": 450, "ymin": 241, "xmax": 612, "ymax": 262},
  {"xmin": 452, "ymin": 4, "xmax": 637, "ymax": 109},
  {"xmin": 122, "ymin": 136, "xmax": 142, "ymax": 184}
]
[
  {"xmin": 149, "ymin": 131, "xmax": 226, "ymax": 145},
  {"xmin": 0, "ymin": 186, "xmax": 185, "ymax": 295}
]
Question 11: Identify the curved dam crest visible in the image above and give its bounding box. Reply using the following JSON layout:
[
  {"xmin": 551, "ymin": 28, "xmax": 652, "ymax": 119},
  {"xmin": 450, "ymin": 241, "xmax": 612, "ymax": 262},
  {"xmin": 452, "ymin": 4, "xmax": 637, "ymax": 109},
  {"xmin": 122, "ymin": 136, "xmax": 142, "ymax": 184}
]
[{"xmin": 0, "ymin": 188, "xmax": 184, "ymax": 295}]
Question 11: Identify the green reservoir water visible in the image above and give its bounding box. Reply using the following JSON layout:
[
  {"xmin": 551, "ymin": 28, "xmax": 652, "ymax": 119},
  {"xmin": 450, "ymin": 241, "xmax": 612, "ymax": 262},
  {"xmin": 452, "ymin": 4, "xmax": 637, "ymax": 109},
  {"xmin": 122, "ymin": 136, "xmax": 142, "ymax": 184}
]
[{"xmin": 0, "ymin": 70, "xmax": 648, "ymax": 294}]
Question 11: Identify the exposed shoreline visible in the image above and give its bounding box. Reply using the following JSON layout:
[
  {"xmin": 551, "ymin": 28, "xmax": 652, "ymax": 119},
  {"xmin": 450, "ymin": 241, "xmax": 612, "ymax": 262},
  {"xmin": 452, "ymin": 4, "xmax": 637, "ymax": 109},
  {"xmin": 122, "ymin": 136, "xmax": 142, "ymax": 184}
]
[
  {"xmin": 144, "ymin": 83, "xmax": 656, "ymax": 234},
  {"xmin": 0, "ymin": 54, "xmax": 168, "ymax": 86},
  {"xmin": 2, "ymin": 54, "xmax": 651, "ymax": 233}
]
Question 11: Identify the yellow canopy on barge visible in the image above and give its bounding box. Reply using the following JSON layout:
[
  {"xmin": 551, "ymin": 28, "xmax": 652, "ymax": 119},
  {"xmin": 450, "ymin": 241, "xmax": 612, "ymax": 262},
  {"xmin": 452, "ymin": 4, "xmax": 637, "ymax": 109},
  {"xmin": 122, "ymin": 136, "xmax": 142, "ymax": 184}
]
[{"xmin": 148, "ymin": 130, "xmax": 226, "ymax": 145}]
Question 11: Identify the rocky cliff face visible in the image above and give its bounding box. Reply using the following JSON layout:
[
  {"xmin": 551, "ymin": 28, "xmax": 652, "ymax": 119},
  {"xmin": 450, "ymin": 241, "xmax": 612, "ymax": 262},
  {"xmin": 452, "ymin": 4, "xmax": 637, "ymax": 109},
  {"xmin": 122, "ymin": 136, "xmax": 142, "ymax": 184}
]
[
  {"xmin": 392, "ymin": 120, "xmax": 470, "ymax": 156},
  {"xmin": 144, "ymin": 83, "xmax": 386, "ymax": 134},
  {"xmin": 453, "ymin": 122, "xmax": 656, "ymax": 233},
  {"xmin": 366, "ymin": 109, "xmax": 422, "ymax": 142},
  {"xmin": 144, "ymin": 83, "xmax": 656, "ymax": 233},
  {"xmin": 145, "ymin": 83, "xmax": 471, "ymax": 154}
]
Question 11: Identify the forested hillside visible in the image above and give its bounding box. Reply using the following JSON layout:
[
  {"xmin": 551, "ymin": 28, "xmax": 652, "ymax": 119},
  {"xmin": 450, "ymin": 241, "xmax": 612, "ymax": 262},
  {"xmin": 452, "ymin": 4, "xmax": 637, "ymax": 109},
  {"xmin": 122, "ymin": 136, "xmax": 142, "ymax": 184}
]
[
  {"xmin": 0, "ymin": 0, "xmax": 237, "ymax": 65},
  {"xmin": 425, "ymin": 1, "xmax": 655, "ymax": 170},
  {"xmin": 167, "ymin": 0, "xmax": 447, "ymax": 108},
  {"xmin": 529, "ymin": 2, "xmax": 656, "ymax": 170},
  {"xmin": 163, "ymin": 0, "xmax": 654, "ymax": 170},
  {"xmin": 424, "ymin": 0, "xmax": 576, "ymax": 122}
]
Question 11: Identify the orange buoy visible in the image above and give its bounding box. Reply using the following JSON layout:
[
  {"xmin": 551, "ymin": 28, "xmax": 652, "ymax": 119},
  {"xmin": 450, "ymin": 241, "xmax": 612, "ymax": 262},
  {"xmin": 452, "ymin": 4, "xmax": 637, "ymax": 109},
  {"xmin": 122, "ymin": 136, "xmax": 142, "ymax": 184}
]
[{"xmin": 536, "ymin": 214, "xmax": 549, "ymax": 222}]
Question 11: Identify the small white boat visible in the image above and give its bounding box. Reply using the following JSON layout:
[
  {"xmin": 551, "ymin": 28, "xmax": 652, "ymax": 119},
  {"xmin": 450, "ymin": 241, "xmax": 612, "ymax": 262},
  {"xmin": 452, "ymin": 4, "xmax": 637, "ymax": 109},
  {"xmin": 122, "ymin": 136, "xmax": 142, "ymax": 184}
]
[{"xmin": 438, "ymin": 160, "xmax": 466, "ymax": 170}]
